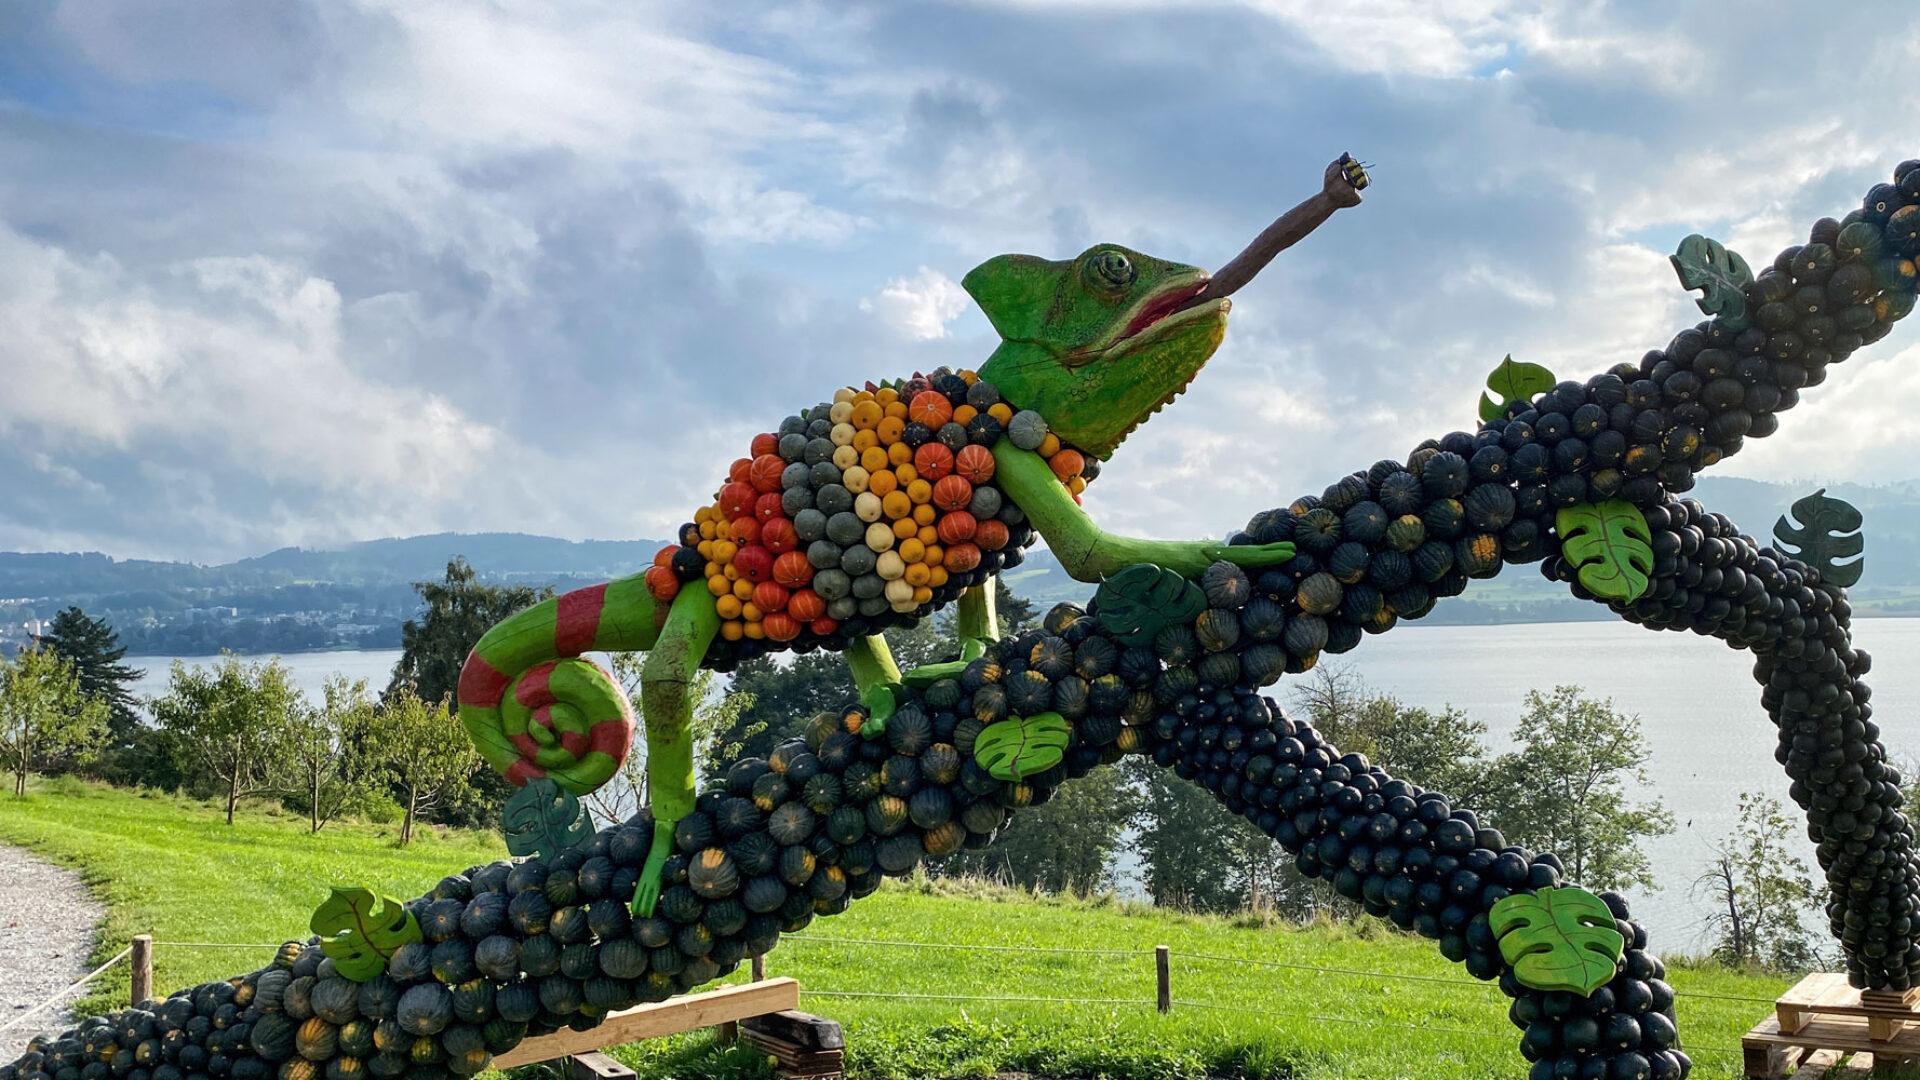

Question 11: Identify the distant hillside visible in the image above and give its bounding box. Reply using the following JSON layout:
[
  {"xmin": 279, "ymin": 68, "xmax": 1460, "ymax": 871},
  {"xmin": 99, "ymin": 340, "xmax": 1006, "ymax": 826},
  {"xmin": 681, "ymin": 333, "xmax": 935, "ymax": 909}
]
[{"xmin": 4, "ymin": 475, "xmax": 1918, "ymax": 655}]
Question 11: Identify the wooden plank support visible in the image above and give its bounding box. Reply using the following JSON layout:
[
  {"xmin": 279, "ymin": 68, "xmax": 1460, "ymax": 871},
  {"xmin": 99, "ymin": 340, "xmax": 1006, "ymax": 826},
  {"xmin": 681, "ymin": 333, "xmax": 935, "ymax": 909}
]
[
  {"xmin": 559, "ymin": 1052, "xmax": 636, "ymax": 1080},
  {"xmin": 741, "ymin": 1010, "xmax": 846, "ymax": 1080},
  {"xmin": 493, "ymin": 978, "xmax": 802, "ymax": 1068}
]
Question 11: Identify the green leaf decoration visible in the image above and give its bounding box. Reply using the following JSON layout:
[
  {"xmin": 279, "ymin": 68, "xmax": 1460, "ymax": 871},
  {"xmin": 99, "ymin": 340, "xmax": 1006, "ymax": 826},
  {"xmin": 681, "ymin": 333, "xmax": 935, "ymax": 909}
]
[
  {"xmin": 502, "ymin": 778, "xmax": 593, "ymax": 859},
  {"xmin": 1556, "ymin": 501, "xmax": 1654, "ymax": 602},
  {"xmin": 1490, "ymin": 886, "xmax": 1625, "ymax": 996},
  {"xmin": 1477, "ymin": 355, "xmax": 1556, "ymax": 423},
  {"xmin": 310, "ymin": 887, "xmax": 422, "ymax": 982},
  {"xmin": 1670, "ymin": 233, "xmax": 1755, "ymax": 330},
  {"xmin": 973, "ymin": 712, "xmax": 1072, "ymax": 781},
  {"xmin": 1090, "ymin": 564, "xmax": 1207, "ymax": 647},
  {"xmin": 1774, "ymin": 488, "xmax": 1864, "ymax": 587}
]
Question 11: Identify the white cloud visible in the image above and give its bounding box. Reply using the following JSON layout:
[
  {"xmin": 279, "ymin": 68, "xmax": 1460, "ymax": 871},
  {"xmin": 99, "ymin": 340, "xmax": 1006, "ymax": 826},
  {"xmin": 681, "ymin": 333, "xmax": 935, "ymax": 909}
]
[{"xmin": 859, "ymin": 266, "xmax": 971, "ymax": 340}]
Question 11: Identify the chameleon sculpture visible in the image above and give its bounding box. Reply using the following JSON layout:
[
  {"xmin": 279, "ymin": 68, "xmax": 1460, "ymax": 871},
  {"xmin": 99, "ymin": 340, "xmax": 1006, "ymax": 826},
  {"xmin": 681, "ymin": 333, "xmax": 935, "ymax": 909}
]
[{"xmin": 10, "ymin": 154, "xmax": 1920, "ymax": 1080}]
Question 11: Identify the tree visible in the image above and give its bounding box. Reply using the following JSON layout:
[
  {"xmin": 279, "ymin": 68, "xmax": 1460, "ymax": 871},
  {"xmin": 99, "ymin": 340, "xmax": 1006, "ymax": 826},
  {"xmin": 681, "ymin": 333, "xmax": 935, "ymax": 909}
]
[
  {"xmin": 387, "ymin": 557, "xmax": 552, "ymax": 705},
  {"xmin": 1694, "ymin": 791, "xmax": 1821, "ymax": 971},
  {"xmin": 585, "ymin": 655, "xmax": 760, "ymax": 825},
  {"xmin": 285, "ymin": 676, "xmax": 383, "ymax": 833},
  {"xmin": 371, "ymin": 687, "xmax": 481, "ymax": 845},
  {"xmin": 1131, "ymin": 760, "xmax": 1246, "ymax": 912},
  {"xmin": 35, "ymin": 607, "xmax": 141, "ymax": 746},
  {"xmin": 941, "ymin": 764, "xmax": 1138, "ymax": 893},
  {"xmin": 1487, "ymin": 686, "xmax": 1674, "ymax": 892},
  {"xmin": 1291, "ymin": 665, "xmax": 1495, "ymax": 810},
  {"xmin": 0, "ymin": 647, "xmax": 110, "ymax": 797},
  {"xmin": 150, "ymin": 655, "xmax": 301, "ymax": 824}
]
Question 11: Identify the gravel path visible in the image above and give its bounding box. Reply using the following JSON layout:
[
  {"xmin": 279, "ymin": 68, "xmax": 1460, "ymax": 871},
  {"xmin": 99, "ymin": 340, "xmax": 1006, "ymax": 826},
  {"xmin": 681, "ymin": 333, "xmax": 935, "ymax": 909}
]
[{"xmin": 0, "ymin": 845, "xmax": 106, "ymax": 1061}]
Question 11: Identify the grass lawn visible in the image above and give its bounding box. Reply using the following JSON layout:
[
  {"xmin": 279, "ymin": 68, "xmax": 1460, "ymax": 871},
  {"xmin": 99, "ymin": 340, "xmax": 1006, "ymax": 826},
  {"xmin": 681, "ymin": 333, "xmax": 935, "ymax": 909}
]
[{"xmin": 0, "ymin": 779, "xmax": 1793, "ymax": 1079}]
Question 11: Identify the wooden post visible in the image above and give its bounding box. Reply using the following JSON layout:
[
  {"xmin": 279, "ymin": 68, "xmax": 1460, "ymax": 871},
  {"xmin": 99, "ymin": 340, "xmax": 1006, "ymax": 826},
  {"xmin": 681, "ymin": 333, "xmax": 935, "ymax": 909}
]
[
  {"xmin": 752, "ymin": 953, "xmax": 766, "ymax": 981},
  {"xmin": 1155, "ymin": 945, "xmax": 1170, "ymax": 1013},
  {"xmin": 130, "ymin": 935, "xmax": 153, "ymax": 1005}
]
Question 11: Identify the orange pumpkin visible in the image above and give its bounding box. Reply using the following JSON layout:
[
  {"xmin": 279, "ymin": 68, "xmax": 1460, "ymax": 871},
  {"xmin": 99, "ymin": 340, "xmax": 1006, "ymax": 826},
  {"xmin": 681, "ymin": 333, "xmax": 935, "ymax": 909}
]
[
  {"xmin": 748, "ymin": 454, "xmax": 786, "ymax": 493},
  {"xmin": 944, "ymin": 542, "xmax": 982, "ymax": 572},
  {"xmin": 935, "ymin": 510, "xmax": 977, "ymax": 545},
  {"xmin": 931, "ymin": 474, "xmax": 973, "ymax": 511},
  {"xmin": 750, "ymin": 432, "xmax": 779, "ymax": 458},
  {"xmin": 788, "ymin": 589, "xmax": 827, "ymax": 622},
  {"xmin": 644, "ymin": 566, "xmax": 680, "ymax": 602},
  {"xmin": 772, "ymin": 550, "xmax": 815, "ymax": 587},
  {"xmin": 913, "ymin": 442, "xmax": 954, "ymax": 481},
  {"xmin": 975, "ymin": 518, "xmax": 1009, "ymax": 551},
  {"xmin": 908, "ymin": 390, "xmax": 953, "ymax": 428},
  {"xmin": 954, "ymin": 444, "xmax": 995, "ymax": 484},
  {"xmin": 752, "ymin": 581, "xmax": 790, "ymax": 614},
  {"xmin": 762, "ymin": 612, "xmax": 802, "ymax": 642}
]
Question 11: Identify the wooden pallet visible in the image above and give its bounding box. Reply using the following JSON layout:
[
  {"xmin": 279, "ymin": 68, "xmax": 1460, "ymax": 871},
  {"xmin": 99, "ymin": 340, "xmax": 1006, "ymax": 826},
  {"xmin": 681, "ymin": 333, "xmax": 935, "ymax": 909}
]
[
  {"xmin": 1744, "ymin": 973, "xmax": 1920, "ymax": 1077},
  {"xmin": 1780, "ymin": 974, "xmax": 1920, "ymax": 1041}
]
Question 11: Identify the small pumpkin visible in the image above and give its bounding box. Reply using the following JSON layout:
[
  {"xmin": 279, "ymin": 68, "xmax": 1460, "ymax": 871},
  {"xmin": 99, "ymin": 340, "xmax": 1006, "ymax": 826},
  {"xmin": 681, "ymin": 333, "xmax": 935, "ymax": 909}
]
[
  {"xmin": 309, "ymin": 979, "xmax": 359, "ymax": 1026},
  {"xmin": 1328, "ymin": 542, "xmax": 1370, "ymax": 584},
  {"xmin": 1297, "ymin": 573, "xmax": 1343, "ymax": 616},
  {"xmin": 516, "ymin": 935, "xmax": 561, "ymax": 978},
  {"xmin": 656, "ymin": 885, "xmax": 706, "ymax": 925},
  {"xmin": 1242, "ymin": 643, "xmax": 1288, "ymax": 686},
  {"xmin": 885, "ymin": 707, "xmax": 934, "ymax": 756},
  {"xmin": 689, "ymin": 849, "xmax": 741, "ymax": 901},
  {"xmin": 728, "ymin": 831, "xmax": 780, "ymax": 877},
  {"xmin": 802, "ymin": 773, "xmax": 843, "ymax": 814},
  {"xmin": 742, "ymin": 876, "xmax": 789, "ymax": 914},
  {"xmin": 1006, "ymin": 670, "xmax": 1053, "ymax": 715},
  {"xmin": 779, "ymin": 845, "xmax": 818, "ymax": 887},
  {"xmin": 1051, "ymin": 676, "xmax": 1090, "ymax": 719},
  {"xmin": 1422, "ymin": 497, "xmax": 1466, "ymax": 539},
  {"xmin": 1194, "ymin": 608, "xmax": 1241, "ymax": 653},
  {"xmin": 395, "ymin": 985, "xmax": 453, "ymax": 1037},
  {"xmin": 766, "ymin": 803, "xmax": 816, "ymax": 847},
  {"xmin": 875, "ymin": 834, "xmax": 925, "ymax": 875},
  {"xmin": 1412, "ymin": 540, "xmax": 1455, "ymax": 583},
  {"xmin": 249, "ymin": 1015, "xmax": 297, "ymax": 1061},
  {"xmin": 922, "ymin": 822, "xmax": 967, "ymax": 857},
  {"xmin": 908, "ymin": 787, "xmax": 953, "ymax": 829},
  {"xmin": 880, "ymin": 754, "xmax": 920, "ymax": 796},
  {"xmin": 294, "ymin": 1018, "xmax": 338, "ymax": 1063}
]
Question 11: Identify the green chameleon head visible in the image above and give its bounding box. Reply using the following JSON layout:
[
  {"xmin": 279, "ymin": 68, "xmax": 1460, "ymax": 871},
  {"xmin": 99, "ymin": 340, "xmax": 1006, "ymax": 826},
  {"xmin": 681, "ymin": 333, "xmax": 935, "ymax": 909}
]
[{"xmin": 966, "ymin": 244, "xmax": 1227, "ymax": 460}]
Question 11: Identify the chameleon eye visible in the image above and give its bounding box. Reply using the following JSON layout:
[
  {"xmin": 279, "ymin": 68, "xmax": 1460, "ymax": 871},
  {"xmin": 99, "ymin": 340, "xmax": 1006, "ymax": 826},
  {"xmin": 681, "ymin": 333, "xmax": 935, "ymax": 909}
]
[{"xmin": 1089, "ymin": 250, "xmax": 1134, "ymax": 288}]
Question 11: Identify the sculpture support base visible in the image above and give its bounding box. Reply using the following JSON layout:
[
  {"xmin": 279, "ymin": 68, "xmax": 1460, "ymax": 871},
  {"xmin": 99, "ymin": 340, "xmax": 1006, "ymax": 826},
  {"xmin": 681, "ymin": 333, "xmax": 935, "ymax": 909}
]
[{"xmin": 1744, "ymin": 973, "xmax": 1920, "ymax": 1076}]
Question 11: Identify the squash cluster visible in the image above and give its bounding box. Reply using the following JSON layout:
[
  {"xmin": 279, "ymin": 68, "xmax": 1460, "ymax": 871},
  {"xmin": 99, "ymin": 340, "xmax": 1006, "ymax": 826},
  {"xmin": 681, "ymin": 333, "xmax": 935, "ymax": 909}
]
[{"xmin": 641, "ymin": 367, "xmax": 1095, "ymax": 669}]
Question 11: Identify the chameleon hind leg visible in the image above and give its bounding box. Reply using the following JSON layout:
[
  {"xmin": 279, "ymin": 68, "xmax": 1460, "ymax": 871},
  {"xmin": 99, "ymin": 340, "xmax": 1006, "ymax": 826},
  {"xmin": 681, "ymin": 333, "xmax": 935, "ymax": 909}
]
[
  {"xmin": 854, "ymin": 583, "xmax": 998, "ymax": 740},
  {"xmin": 632, "ymin": 586, "xmax": 721, "ymax": 917}
]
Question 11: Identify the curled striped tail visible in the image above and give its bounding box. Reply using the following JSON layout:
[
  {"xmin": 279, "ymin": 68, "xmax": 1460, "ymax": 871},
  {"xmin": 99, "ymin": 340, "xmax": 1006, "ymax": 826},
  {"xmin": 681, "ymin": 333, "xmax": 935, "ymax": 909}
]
[{"xmin": 456, "ymin": 573, "xmax": 663, "ymax": 794}]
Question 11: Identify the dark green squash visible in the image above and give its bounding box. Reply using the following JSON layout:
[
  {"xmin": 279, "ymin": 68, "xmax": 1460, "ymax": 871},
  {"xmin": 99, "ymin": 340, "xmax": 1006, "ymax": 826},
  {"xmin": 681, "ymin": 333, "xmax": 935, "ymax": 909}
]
[
  {"xmin": 751, "ymin": 771, "xmax": 790, "ymax": 812},
  {"xmin": 1200, "ymin": 561, "xmax": 1252, "ymax": 608},
  {"xmin": 866, "ymin": 794, "xmax": 910, "ymax": 836},
  {"xmin": 728, "ymin": 831, "xmax": 780, "ymax": 877},
  {"xmin": 802, "ymin": 774, "xmax": 843, "ymax": 814},
  {"xmin": 767, "ymin": 739, "xmax": 808, "ymax": 774},
  {"xmin": 778, "ymin": 845, "xmax": 817, "ymax": 887},
  {"xmin": 1328, "ymin": 542, "xmax": 1370, "ymax": 584},
  {"xmin": 449, "ymin": 979, "xmax": 494, "ymax": 1025},
  {"xmin": 1005, "ymin": 670, "xmax": 1053, "ymax": 716},
  {"xmin": 1195, "ymin": 651, "xmax": 1240, "ymax": 687},
  {"xmin": 371, "ymin": 1018, "xmax": 410, "ymax": 1054},
  {"xmin": 1242, "ymin": 643, "xmax": 1287, "ymax": 686},
  {"xmin": 280, "ymin": 1058, "xmax": 320, "ymax": 1080},
  {"xmin": 920, "ymin": 744, "xmax": 962, "ymax": 786},
  {"xmin": 395, "ymin": 985, "xmax": 453, "ymax": 1037},
  {"xmin": 1385, "ymin": 514, "xmax": 1426, "ymax": 552},
  {"xmin": 309, "ymin": 979, "xmax": 358, "ymax": 1026},
  {"xmin": 656, "ymin": 885, "xmax": 705, "ymax": 925},
  {"xmin": 689, "ymin": 849, "xmax": 741, "ymax": 900},
  {"xmin": 1071, "ymin": 636, "xmax": 1116, "ymax": 679},
  {"xmin": 1412, "ymin": 540, "xmax": 1455, "ymax": 583},
  {"xmin": 1027, "ymin": 636, "xmax": 1075, "ymax": 681},
  {"xmin": 766, "ymin": 803, "xmax": 816, "ymax": 847},
  {"xmin": 516, "ymin": 935, "xmax": 561, "ymax": 978},
  {"xmin": 480, "ymin": 1018, "xmax": 528, "ymax": 1055},
  {"xmin": 535, "ymin": 976, "xmax": 583, "ymax": 1017},
  {"xmin": 1194, "ymin": 608, "xmax": 1241, "ymax": 652},
  {"xmin": 1297, "ymin": 573, "xmax": 1342, "ymax": 616},
  {"xmin": 907, "ymin": 787, "xmax": 952, "ymax": 829},
  {"xmin": 335, "ymin": 1020, "xmax": 375, "ymax": 1060},
  {"xmin": 1463, "ymin": 484, "xmax": 1515, "ymax": 532},
  {"xmin": 924, "ymin": 679, "xmax": 964, "ymax": 710},
  {"xmin": 840, "ymin": 761, "xmax": 882, "ymax": 802},
  {"xmin": 922, "ymin": 823, "xmax": 966, "ymax": 857},
  {"xmin": 1050, "ymin": 677, "xmax": 1090, "ymax": 720},
  {"xmin": 283, "ymin": 976, "xmax": 318, "ymax": 1022},
  {"xmin": 458, "ymin": 894, "xmax": 509, "ymax": 941},
  {"xmin": 825, "ymin": 806, "xmax": 867, "ymax": 845},
  {"xmin": 472, "ymin": 937, "xmax": 518, "ymax": 983},
  {"xmin": 249, "ymin": 1015, "xmax": 297, "ymax": 1061},
  {"xmin": 1454, "ymin": 533, "xmax": 1501, "ymax": 577},
  {"xmin": 880, "ymin": 755, "xmax": 920, "ymax": 797},
  {"xmin": 703, "ymin": 897, "xmax": 748, "ymax": 938},
  {"xmin": 816, "ymin": 731, "xmax": 859, "ymax": 773},
  {"xmin": 506, "ymin": 891, "xmax": 553, "ymax": 937},
  {"xmin": 294, "ymin": 1019, "xmax": 337, "ymax": 1062},
  {"xmin": 874, "ymin": 834, "xmax": 923, "ymax": 875},
  {"xmin": 325, "ymin": 1054, "xmax": 366, "ymax": 1080},
  {"xmin": 430, "ymin": 939, "xmax": 479, "ymax": 984},
  {"xmin": 1422, "ymin": 497, "xmax": 1465, "ymax": 539},
  {"xmin": 970, "ymin": 683, "xmax": 1008, "ymax": 724},
  {"xmin": 742, "ymin": 876, "xmax": 789, "ymax": 914},
  {"xmin": 884, "ymin": 707, "xmax": 933, "ymax": 755},
  {"xmin": 675, "ymin": 922, "xmax": 715, "ymax": 957},
  {"xmin": 587, "ymin": 897, "xmax": 632, "ymax": 941}
]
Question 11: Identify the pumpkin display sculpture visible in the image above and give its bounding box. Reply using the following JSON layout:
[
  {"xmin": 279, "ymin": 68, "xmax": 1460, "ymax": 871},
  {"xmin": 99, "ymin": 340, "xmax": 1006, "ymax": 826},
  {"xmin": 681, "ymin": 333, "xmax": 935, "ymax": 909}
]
[{"xmin": 8, "ymin": 153, "xmax": 1920, "ymax": 1080}]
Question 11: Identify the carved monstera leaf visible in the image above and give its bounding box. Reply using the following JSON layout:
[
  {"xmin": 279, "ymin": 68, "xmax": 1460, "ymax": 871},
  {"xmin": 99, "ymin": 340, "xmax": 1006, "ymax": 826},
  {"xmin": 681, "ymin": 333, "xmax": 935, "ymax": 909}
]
[
  {"xmin": 1671, "ymin": 234, "xmax": 1755, "ymax": 330},
  {"xmin": 1090, "ymin": 564, "xmax": 1206, "ymax": 647},
  {"xmin": 1491, "ymin": 886, "xmax": 1625, "ymax": 996},
  {"xmin": 1478, "ymin": 355, "xmax": 1556, "ymax": 423},
  {"xmin": 1774, "ymin": 488, "xmax": 1864, "ymax": 588},
  {"xmin": 310, "ymin": 887, "xmax": 422, "ymax": 982},
  {"xmin": 503, "ymin": 777, "xmax": 593, "ymax": 859},
  {"xmin": 1557, "ymin": 501, "xmax": 1654, "ymax": 602},
  {"xmin": 973, "ymin": 712, "xmax": 1072, "ymax": 781}
]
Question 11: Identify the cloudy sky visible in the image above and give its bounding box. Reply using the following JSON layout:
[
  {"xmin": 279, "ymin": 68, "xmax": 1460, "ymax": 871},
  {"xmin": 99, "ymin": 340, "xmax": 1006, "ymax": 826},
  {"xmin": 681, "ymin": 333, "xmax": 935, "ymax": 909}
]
[{"xmin": 3, "ymin": 1, "xmax": 1919, "ymax": 564}]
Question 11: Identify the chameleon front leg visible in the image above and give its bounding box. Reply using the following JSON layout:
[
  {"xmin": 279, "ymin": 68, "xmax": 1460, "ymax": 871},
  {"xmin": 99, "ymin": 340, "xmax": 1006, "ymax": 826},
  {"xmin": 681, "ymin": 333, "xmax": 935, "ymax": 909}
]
[
  {"xmin": 898, "ymin": 583, "xmax": 999, "ymax": 687},
  {"xmin": 990, "ymin": 442, "xmax": 1295, "ymax": 582},
  {"xmin": 844, "ymin": 633, "xmax": 903, "ymax": 739},
  {"xmin": 632, "ymin": 587, "xmax": 721, "ymax": 917}
]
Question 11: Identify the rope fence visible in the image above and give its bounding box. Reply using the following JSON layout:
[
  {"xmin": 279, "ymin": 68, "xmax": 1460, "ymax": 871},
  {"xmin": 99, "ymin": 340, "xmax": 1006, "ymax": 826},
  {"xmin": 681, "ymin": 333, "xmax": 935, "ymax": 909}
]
[
  {"xmin": 0, "ymin": 946, "xmax": 133, "ymax": 1036},
  {"xmin": 79, "ymin": 932, "xmax": 1767, "ymax": 1063}
]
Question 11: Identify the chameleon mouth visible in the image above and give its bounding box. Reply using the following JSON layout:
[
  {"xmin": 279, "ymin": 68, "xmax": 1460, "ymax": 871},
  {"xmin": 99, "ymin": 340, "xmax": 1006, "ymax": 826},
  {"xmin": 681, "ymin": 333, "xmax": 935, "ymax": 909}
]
[{"xmin": 1116, "ymin": 280, "xmax": 1213, "ymax": 343}]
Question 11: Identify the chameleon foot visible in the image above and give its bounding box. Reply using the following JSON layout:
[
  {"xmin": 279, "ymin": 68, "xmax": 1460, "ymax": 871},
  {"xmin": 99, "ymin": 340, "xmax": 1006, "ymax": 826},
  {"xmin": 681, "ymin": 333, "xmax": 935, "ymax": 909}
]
[
  {"xmin": 858, "ymin": 682, "xmax": 900, "ymax": 740},
  {"xmin": 900, "ymin": 636, "xmax": 993, "ymax": 689},
  {"xmin": 1206, "ymin": 541, "xmax": 1296, "ymax": 570},
  {"xmin": 630, "ymin": 818, "xmax": 677, "ymax": 917}
]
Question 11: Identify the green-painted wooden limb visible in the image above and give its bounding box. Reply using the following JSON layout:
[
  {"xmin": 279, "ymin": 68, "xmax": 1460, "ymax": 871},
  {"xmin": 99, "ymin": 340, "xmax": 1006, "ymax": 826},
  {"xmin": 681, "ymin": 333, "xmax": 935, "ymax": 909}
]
[
  {"xmin": 632, "ymin": 587, "xmax": 720, "ymax": 918},
  {"xmin": 973, "ymin": 711, "xmax": 1072, "ymax": 781},
  {"xmin": 310, "ymin": 887, "xmax": 421, "ymax": 982},
  {"xmin": 844, "ymin": 634, "xmax": 904, "ymax": 740},
  {"xmin": 633, "ymin": 819, "xmax": 676, "ymax": 919},
  {"xmin": 1478, "ymin": 355, "xmax": 1555, "ymax": 423},
  {"xmin": 1774, "ymin": 488, "xmax": 1865, "ymax": 587},
  {"xmin": 1556, "ymin": 501, "xmax": 1654, "ymax": 602},
  {"xmin": 1490, "ymin": 886, "xmax": 1625, "ymax": 996},
  {"xmin": 900, "ymin": 659, "xmax": 966, "ymax": 688},
  {"xmin": 989, "ymin": 442, "xmax": 1293, "ymax": 581},
  {"xmin": 502, "ymin": 778, "xmax": 592, "ymax": 860},
  {"xmin": 956, "ymin": 583, "xmax": 998, "ymax": 651}
]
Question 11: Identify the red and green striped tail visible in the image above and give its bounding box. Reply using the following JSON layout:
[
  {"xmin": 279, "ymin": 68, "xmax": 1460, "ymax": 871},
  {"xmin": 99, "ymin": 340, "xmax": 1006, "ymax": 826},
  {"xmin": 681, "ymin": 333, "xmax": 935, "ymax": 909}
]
[{"xmin": 456, "ymin": 573, "xmax": 662, "ymax": 795}]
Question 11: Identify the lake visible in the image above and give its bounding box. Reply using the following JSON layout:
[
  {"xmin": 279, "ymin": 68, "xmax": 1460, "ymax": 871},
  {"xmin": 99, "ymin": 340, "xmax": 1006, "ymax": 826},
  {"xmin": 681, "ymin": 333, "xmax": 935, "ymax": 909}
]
[{"xmin": 125, "ymin": 618, "xmax": 1920, "ymax": 954}]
